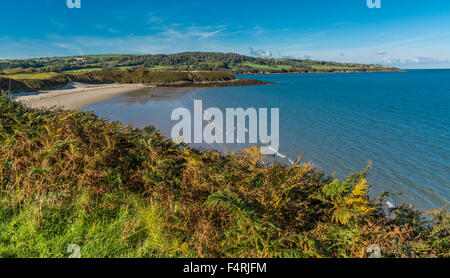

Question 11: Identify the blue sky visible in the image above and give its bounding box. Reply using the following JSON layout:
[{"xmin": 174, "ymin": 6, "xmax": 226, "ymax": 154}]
[{"xmin": 1, "ymin": 0, "xmax": 450, "ymax": 68}]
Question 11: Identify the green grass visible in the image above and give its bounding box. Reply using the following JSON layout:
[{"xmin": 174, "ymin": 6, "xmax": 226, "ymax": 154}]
[
  {"xmin": 147, "ymin": 65, "xmax": 173, "ymax": 70},
  {"xmin": 0, "ymin": 190, "xmax": 194, "ymax": 258},
  {"xmin": 64, "ymin": 68, "xmax": 103, "ymax": 73},
  {"xmin": 0, "ymin": 52, "xmax": 400, "ymax": 76},
  {"xmin": 66, "ymin": 66, "xmax": 172, "ymax": 73},
  {"xmin": 2, "ymin": 72, "xmax": 59, "ymax": 80},
  {"xmin": 241, "ymin": 62, "xmax": 293, "ymax": 70},
  {"xmin": 310, "ymin": 65, "xmax": 358, "ymax": 71}
]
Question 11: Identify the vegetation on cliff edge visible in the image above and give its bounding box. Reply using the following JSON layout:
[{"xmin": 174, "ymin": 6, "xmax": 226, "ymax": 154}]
[
  {"xmin": 0, "ymin": 94, "xmax": 447, "ymax": 258},
  {"xmin": 0, "ymin": 52, "xmax": 400, "ymax": 76},
  {"xmin": 0, "ymin": 69, "xmax": 271, "ymax": 93}
]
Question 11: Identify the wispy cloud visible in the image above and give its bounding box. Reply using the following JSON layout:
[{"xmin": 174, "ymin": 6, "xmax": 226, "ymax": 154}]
[
  {"xmin": 199, "ymin": 28, "xmax": 227, "ymax": 39},
  {"xmin": 145, "ymin": 7, "xmax": 186, "ymax": 26},
  {"xmin": 95, "ymin": 25, "xmax": 120, "ymax": 34},
  {"xmin": 50, "ymin": 18, "xmax": 64, "ymax": 29},
  {"xmin": 52, "ymin": 42, "xmax": 85, "ymax": 55},
  {"xmin": 148, "ymin": 13, "xmax": 164, "ymax": 24}
]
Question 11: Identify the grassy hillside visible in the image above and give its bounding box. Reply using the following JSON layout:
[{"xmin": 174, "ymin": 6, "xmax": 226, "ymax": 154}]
[
  {"xmin": 0, "ymin": 52, "xmax": 400, "ymax": 75},
  {"xmin": 0, "ymin": 69, "xmax": 272, "ymax": 93},
  {"xmin": 0, "ymin": 94, "xmax": 447, "ymax": 258}
]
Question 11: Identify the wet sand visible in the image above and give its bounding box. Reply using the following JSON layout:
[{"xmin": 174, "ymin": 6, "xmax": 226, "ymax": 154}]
[{"xmin": 114, "ymin": 87, "xmax": 194, "ymax": 104}]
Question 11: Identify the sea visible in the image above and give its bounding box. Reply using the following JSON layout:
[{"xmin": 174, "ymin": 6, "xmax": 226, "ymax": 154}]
[{"xmin": 83, "ymin": 69, "xmax": 450, "ymax": 211}]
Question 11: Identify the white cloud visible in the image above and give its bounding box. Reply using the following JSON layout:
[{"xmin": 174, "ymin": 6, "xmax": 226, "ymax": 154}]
[
  {"xmin": 249, "ymin": 47, "xmax": 272, "ymax": 58},
  {"xmin": 381, "ymin": 56, "xmax": 450, "ymax": 68},
  {"xmin": 199, "ymin": 28, "xmax": 227, "ymax": 39},
  {"xmin": 279, "ymin": 54, "xmax": 298, "ymax": 59},
  {"xmin": 382, "ymin": 56, "xmax": 448, "ymax": 65}
]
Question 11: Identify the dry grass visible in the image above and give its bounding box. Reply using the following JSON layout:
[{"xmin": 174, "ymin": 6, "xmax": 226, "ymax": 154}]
[{"xmin": 0, "ymin": 94, "xmax": 448, "ymax": 258}]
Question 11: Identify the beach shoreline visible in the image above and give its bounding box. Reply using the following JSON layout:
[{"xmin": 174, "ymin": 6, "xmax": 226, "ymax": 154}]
[
  {"xmin": 13, "ymin": 77, "xmax": 272, "ymax": 110},
  {"xmin": 15, "ymin": 82, "xmax": 152, "ymax": 110}
]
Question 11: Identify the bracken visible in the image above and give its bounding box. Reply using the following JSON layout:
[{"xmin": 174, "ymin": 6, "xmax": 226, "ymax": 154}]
[{"xmin": 0, "ymin": 93, "xmax": 448, "ymax": 258}]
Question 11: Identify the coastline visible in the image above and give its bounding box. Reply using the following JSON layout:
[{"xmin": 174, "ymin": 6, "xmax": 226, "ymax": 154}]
[
  {"xmin": 10, "ymin": 69, "xmax": 402, "ymax": 111},
  {"xmin": 235, "ymin": 68, "xmax": 405, "ymax": 76},
  {"xmin": 5, "ymin": 69, "xmax": 402, "ymax": 109},
  {"xmin": 2, "ymin": 91, "xmax": 447, "ymax": 258},
  {"xmin": 13, "ymin": 77, "xmax": 273, "ymax": 110},
  {"xmin": 76, "ymin": 70, "xmax": 447, "ymax": 211},
  {"xmin": 15, "ymin": 82, "xmax": 150, "ymax": 110}
]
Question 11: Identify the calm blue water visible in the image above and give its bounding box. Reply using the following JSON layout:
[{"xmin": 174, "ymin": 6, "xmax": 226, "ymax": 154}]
[{"xmin": 84, "ymin": 70, "xmax": 450, "ymax": 210}]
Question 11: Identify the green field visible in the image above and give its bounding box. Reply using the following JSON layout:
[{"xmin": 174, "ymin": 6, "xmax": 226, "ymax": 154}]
[
  {"xmin": 64, "ymin": 68, "xmax": 103, "ymax": 73},
  {"xmin": 242, "ymin": 62, "xmax": 293, "ymax": 70},
  {"xmin": 147, "ymin": 65, "xmax": 173, "ymax": 70},
  {"xmin": 1, "ymin": 72, "xmax": 59, "ymax": 80},
  {"xmin": 311, "ymin": 65, "xmax": 356, "ymax": 70},
  {"xmin": 0, "ymin": 52, "xmax": 399, "ymax": 77},
  {"xmin": 2, "ymin": 66, "xmax": 176, "ymax": 80},
  {"xmin": 118, "ymin": 65, "xmax": 174, "ymax": 70}
]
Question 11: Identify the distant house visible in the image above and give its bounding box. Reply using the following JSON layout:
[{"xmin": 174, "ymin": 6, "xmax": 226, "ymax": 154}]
[{"xmin": 74, "ymin": 57, "xmax": 87, "ymax": 63}]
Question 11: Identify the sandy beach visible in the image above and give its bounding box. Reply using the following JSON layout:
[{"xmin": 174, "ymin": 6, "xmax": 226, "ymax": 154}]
[{"xmin": 15, "ymin": 82, "xmax": 152, "ymax": 110}]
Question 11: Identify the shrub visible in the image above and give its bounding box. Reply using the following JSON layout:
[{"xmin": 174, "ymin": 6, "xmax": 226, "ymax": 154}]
[{"xmin": 0, "ymin": 95, "xmax": 448, "ymax": 258}]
